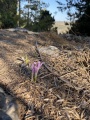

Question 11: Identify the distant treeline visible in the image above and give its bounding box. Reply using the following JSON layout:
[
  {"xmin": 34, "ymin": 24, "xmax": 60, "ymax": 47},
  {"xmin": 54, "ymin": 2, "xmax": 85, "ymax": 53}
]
[{"xmin": 0, "ymin": 0, "xmax": 56, "ymax": 32}]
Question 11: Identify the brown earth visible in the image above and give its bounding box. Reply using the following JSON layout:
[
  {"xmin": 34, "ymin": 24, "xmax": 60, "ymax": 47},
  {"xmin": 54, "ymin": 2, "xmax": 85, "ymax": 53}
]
[{"xmin": 0, "ymin": 29, "xmax": 90, "ymax": 120}]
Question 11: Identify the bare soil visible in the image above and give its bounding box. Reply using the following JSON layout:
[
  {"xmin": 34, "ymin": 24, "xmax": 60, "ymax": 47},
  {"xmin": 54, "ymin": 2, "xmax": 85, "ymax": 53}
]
[{"xmin": 0, "ymin": 29, "xmax": 90, "ymax": 120}]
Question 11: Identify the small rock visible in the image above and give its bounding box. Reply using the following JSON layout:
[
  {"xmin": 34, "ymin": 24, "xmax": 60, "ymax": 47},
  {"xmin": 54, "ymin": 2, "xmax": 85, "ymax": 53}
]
[
  {"xmin": 0, "ymin": 110, "xmax": 12, "ymax": 120},
  {"xmin": 0, "ymin": 87, "xmax": 20, "ymax": 120},
  {"xmin": 39, "ymin": 46, "xmax": 60, "ymax": 57}
]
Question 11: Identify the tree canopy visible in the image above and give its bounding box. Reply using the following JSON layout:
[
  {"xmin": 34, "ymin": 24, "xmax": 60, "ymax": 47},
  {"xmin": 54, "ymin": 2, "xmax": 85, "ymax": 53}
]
[
  {"xmin": 0, "ymin": 0, "xmax": 56, "ymax": 32},
  {"xmin": 57, "ymin": 0, "xmax": 90, "ymax": 36},
  {"xmin": 33, "ymin": 10, "xmax": 55, "ymax": 31},
  {"xmin": 0, "ymin": 0, "xmax": 17, "ymax": 28}
]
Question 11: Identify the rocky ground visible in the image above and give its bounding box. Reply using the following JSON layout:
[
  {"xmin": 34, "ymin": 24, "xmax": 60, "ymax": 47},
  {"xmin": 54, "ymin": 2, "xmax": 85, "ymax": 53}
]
[{"xmin": 0, "ymin": 29, "xmax": 90, "ymax": 120}]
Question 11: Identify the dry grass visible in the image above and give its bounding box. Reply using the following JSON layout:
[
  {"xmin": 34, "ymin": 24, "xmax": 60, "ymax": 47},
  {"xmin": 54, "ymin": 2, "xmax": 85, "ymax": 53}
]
[
  {"xmin": 0, "ymin": 30, "xmax": 90, "ymax": 120},
  {"xmin": 53, "ymin": 21, "xmax": 70, "ymax": 34}
]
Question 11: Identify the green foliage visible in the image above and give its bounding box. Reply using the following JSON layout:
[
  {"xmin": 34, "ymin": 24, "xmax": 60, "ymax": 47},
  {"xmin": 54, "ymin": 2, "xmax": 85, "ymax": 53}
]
[
  {"xmin": 24, "ymin": 10, "xmax": 55, "ymax": 32},
  {"xmin": 23, "ymin": 0, "xmax": 49, "ymax": 27},
  {"xmin": 57, "ymin": 0, "xmax": 90, "ymax": 36},
  {"xmin": 1, "ymin": 14, "xmax": 17, "ymax": 28},
  {"xmin": 51, "ymin": 27, "xmax": 58, "ymax": 33},
  {"xmin": 0, "ymin": 0, "xmax": 55, "ymax": 31},
  {"xmin": 0, "ymin": 0, "xmax": 17, "ymax": 28},
  {"xmin": 69, "ymin": 13, "xmax": 90, "ymax": 36},
  {"xmin": 38, "ymin": 10, "xmax": 55, "ymax": 31}
]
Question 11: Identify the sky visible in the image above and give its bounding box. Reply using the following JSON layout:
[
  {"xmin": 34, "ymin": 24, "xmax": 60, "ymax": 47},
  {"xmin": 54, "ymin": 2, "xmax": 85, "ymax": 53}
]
[
  {"xmin": 21, "ymin": 0, "xmax": 68, "ymax": 22},
  {"xmin": 42, "ymin": 0, "xmax": 68, "ymax": 21}
]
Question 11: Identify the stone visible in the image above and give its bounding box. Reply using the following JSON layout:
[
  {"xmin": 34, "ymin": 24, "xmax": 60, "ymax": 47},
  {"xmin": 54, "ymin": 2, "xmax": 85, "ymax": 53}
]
[
  {"xmin": 6, "ymin": 28, "xmax": 28, "ymax": 33},
  {"xmin": 0, "ymin": 87, "xmax": 20, "ymax": 120},
  {"xmin": 39, "ymin": 46, "xmax": 60, "ymax": 57},
  {"xmin": 0, "ymin": 93, "xmax": 6, "ymax": 109},
  {"xmin": 0, "ymin": 110, "xmax": 12, "ymax": 120}
]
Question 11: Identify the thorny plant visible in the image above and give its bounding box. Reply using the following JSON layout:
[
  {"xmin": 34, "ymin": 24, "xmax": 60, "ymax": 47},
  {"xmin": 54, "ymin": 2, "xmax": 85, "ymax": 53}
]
[{"xmin": 31, "ymin": 61, "xmax": 43, "ymax": 82}]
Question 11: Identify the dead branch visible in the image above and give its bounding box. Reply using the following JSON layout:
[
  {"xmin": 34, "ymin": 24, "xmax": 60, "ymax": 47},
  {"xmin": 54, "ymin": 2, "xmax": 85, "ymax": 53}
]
[{"xmin": 35, "ymin": 42, "xmax": 78, "ymax": 90}]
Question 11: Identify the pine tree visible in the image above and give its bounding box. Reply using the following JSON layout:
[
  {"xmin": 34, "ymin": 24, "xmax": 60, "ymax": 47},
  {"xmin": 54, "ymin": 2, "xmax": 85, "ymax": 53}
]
[
  {"xmin": 57, "ymin": 0, "xmax": 90, "ymax": 36},
  {"xmin": 38, "ymin": 10, "xmax": 55, "ymax": 31},
  {"xmin": 0, "ymin": 0, "xmax": 17, "ymax": 28}
]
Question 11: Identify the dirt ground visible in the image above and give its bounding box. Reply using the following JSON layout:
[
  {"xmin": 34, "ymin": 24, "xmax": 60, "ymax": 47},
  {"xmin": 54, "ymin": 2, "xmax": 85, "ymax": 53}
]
[{"xmin": 0, "ymin": 29, "xmax": 90, "ymax": 120}]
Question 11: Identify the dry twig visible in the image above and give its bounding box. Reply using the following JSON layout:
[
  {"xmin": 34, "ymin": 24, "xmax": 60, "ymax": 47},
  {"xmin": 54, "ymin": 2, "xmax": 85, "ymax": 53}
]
[{"xmin": 35, "ymin": 42, "xmax": 78, "ymax": 90}]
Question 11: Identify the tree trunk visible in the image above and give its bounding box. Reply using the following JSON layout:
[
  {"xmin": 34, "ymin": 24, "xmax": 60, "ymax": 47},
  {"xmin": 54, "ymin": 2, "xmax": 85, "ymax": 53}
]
[
  {"xmin": 17, "ymin": 0, "xmax": 21, "ymax": 27},
  {"xmin": 27, "ymin": 0, "xmax": 30, "ymax": 25}
]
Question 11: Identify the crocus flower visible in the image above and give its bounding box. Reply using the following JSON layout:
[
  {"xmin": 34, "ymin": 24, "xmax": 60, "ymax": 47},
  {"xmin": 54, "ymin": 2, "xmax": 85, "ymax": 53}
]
[{"xmin": 31, "ymin": 61, "xmax": 43, "ymax": 82}]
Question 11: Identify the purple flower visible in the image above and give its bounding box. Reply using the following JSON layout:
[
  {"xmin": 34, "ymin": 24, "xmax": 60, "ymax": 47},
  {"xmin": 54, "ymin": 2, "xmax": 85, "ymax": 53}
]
[{"xmin": 31, "ymin": 61, "xmax": 43, "ymax": 81}]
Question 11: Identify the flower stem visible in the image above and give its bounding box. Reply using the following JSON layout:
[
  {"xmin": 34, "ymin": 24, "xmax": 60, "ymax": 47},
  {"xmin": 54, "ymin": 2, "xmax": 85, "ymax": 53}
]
[
  {"xmin": 31, "ymin": 72, "xmax": 34, "ymax": 82},
  {"xmin": 34, "ymin": 73, "xmax": 37, "ymax": 82}
]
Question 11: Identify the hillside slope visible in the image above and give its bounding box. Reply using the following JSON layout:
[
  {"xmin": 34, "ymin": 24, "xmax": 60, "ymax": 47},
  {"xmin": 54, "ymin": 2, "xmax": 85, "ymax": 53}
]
[{"xmin": 0, "ymin": 29, "xmax": 90, "ymax": 120}]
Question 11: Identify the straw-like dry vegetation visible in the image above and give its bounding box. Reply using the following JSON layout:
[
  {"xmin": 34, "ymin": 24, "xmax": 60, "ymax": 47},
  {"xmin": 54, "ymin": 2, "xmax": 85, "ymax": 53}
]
[
  {"xmin": 54, "ymin": 21, "xmax": 70, "ymax": 34},
  {"xmin": 0, "ymin": 29, "xmax": 90, "ymax": 120}
]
